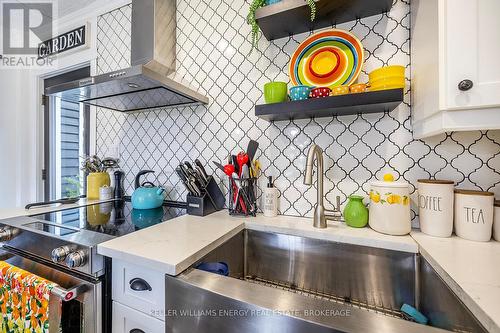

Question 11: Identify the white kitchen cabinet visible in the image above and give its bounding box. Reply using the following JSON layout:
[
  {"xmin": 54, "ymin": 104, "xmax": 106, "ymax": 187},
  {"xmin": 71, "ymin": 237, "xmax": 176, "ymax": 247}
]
[
  {"xmin": 411, "ymin": 0, "xmax": 500, "ymax": 138},
  {"xmin": 112, "ymin": 301, "xmax": 165, "ymax": 333},
  {"xmin": 112, "ymin": 259, "xmax": 166, "ymax": 321}
]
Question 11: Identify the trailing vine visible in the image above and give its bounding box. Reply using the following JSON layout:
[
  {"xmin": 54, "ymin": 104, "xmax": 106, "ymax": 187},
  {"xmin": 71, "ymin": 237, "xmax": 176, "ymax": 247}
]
[
  {"xmin": 306, "ymin": 0, "xmax": 316, "ymax": 21},
  {"xmin": 247, "ymin": 0, "xmax": 318, "ymax": 52},
  {"xmin": 247, "ymin": 0, "xmax": 266, "ymax": 52}
]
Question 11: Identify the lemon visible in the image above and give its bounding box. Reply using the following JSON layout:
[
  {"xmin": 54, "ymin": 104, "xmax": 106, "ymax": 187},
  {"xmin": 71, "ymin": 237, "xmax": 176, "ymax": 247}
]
[
  {"xmin": 383, "ymin": 173, "xmax": 394, "ymax": 182},
  {"xmin": 370, "ymin": 191, "xmax": 381, "ymax": 203}
]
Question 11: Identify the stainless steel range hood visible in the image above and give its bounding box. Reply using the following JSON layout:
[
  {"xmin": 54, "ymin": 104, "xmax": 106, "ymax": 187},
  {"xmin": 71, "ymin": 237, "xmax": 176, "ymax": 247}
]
[{"xmin": 45, "ymin": 0, "xmax": 209, "ymax": 112}]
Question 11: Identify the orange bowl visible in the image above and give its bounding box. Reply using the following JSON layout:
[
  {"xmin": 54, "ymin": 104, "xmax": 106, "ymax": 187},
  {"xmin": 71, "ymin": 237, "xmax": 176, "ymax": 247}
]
[
  {"xmin": 332, "ymin": 85, "xmax": 350, "ymax": 96},
  {"xmin": 349, "ymin": 83, "xmax": 367, "ymax": 93}
]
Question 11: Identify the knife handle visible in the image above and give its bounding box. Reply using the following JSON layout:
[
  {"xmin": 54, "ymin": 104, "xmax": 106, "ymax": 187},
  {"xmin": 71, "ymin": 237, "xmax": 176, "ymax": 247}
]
[{"xmin": 195, "ymin": 159, "xmax": 209, "ymax": 179}]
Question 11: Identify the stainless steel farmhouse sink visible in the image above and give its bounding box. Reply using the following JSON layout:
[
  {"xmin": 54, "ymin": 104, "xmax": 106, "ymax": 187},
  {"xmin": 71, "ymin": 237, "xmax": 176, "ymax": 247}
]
[{"xmin": 166, "ymin": 230, "xmax": 486, "ymax": 333}]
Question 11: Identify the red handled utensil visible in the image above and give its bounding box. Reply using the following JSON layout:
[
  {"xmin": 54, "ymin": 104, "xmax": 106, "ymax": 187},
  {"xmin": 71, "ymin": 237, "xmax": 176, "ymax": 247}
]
[
  {"xmin": 223, "ymin": 164, "xmax": 235, "ymax": 177},
  {"xmin": 236, "ymin": 153, "xmax": 249, "ymax": 177}
]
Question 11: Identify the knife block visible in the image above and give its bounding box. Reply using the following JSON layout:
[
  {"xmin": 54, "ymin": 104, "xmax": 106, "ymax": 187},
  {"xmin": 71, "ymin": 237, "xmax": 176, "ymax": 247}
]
[{"xmin": 186, "ymin": 177, "xmax": 224, "ymax": 217}]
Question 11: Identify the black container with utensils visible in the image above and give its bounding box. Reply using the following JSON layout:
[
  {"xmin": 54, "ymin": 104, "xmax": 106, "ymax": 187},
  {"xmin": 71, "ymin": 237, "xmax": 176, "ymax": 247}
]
[
  {"xmin": 186, "ymin": 176, "xmax": 225, "ymax": 217},
  {"xmin": 228, "ymin": 176, "xmax": 258, "ymax": 217}
]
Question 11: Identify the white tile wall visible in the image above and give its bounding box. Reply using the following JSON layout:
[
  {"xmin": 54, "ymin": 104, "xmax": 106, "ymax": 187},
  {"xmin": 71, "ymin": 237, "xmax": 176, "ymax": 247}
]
[{"xmin": 95, "ymin": 1, "xmax": 500, "ymax": 225}]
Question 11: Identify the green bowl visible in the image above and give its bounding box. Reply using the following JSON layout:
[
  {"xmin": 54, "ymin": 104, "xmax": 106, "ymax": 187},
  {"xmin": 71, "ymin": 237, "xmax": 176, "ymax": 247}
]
[{"xmin": 264, "ymin": 81, "xmax": 288, "ymax": 104}]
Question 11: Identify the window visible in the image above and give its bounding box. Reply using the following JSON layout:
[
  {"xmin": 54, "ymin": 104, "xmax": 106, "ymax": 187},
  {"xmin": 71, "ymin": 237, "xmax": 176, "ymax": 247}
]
[{"xmin": 44, "ymin": 67, "xmax": 90, "ymax": 200}]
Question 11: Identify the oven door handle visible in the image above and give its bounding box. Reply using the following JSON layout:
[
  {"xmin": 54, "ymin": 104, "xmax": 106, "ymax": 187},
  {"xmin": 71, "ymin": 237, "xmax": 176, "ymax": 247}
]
[{"xmin": 51, "ymin": 283, "xmax": 87, "ymax": 301}]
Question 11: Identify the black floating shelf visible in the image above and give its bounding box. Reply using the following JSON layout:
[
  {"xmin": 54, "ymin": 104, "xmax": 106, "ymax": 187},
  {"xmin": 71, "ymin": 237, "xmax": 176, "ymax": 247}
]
[
  {"xmin": 255, "ymin": 0, "xmax": 394, "ymax": 41},
  {"xmin": 255, "ymin": 89, "xmax": 404, "ymax": 122}
]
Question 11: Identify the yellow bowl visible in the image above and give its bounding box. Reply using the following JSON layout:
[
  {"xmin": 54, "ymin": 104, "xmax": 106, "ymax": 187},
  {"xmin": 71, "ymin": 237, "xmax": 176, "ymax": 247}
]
[
  {"xmin": 369, "ymin": 76, "xmax": 405, "ymax": 90},
  {"xmin": 369, "ymin": 84, "xmax": 405, "ymax": 91},
  {"xmin": 368, "ymin": 66, "xmax": 405, "ymax": 82},
  {"xmin": 332, "ymin": 85, "xmax": 350, "ymax": 96}
]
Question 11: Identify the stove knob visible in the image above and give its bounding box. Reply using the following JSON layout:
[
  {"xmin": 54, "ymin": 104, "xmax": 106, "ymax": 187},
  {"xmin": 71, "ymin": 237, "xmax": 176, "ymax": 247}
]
[
  {"xmin": 51, "ymin": 246, "xmax": 71, "ymax": 263},
  {"xmin": 65, "ymin": 251, "xmax": 86, "ymax": 268},
  {"xmin": 0, "ymin": 227, "xmax": 14, "ymax": 242}
]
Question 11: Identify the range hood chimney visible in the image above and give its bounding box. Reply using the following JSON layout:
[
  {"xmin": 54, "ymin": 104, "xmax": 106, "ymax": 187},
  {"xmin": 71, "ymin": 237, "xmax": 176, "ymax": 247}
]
[{"xmin": 45, "ymin": 0, "xmax": 209, "ymax": 112}]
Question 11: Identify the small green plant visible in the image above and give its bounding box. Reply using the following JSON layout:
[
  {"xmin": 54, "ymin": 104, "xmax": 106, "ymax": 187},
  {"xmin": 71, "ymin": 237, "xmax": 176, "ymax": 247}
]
[
  {"xmin": 63, "ymin": 176, "xmax": 82, "ymax": 198},
  {"xmin": 247, "ymin": 0, "xmax": 317, "ymax": 51}
]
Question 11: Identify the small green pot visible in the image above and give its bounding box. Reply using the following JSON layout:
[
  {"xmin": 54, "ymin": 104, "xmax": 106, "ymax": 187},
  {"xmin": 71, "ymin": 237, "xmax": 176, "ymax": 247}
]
[
  {"xmin": 343, "ymin": 195, "xmax": 369, "ymax": 228},
  {"xmin": 264, "ymin": 81, "xmax": 288, "ymax": 104}
]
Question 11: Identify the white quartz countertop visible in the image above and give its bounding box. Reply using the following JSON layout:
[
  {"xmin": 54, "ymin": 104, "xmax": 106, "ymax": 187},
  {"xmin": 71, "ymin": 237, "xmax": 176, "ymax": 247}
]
[
  {"xmin": 411, "ymin": 231, "xmax": 500, "ymax": 333},
  {"xmin": 245, "ymin": 214, "xmax": 418, "ymax": 253},
  {"xmin": 97, "ymin": 211, "xmax": 418, "ymax": 276},
  {"xmin": 97, "ymin": 211, "xmax": 246, "ymax": 275}
]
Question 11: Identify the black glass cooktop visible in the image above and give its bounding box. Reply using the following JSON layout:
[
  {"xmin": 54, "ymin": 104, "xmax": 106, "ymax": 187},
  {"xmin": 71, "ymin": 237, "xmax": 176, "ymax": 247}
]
[{"xmin": 29, "ymin": 199, "xmax": 186, "ymax": 237}]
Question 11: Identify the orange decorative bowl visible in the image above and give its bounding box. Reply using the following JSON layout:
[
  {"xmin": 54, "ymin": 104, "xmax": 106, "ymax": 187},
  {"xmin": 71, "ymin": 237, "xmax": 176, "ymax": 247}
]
[
  {"xmin": 332, "ymin": 85, "xmax": 350, "ymax": 96},
  {"xmin": 349, "ymin": 83, "xmax": 367, "ymax": 93}
]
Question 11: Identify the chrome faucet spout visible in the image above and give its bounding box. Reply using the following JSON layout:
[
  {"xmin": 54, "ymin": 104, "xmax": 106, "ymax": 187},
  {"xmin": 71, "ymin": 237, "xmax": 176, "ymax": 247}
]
[{"xmin": 303, "ymin": 144, "xmax": 341, "ymax": 229}]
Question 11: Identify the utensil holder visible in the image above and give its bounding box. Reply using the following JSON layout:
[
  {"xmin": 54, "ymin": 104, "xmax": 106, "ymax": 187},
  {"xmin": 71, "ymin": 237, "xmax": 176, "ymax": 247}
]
[
  {"xmin": 186, "ymin": 176, "xmax": 225, "ymax": 217},
  {"xmin": 228, "ymin": 177, "xmax": 258, "ymax": 217}
]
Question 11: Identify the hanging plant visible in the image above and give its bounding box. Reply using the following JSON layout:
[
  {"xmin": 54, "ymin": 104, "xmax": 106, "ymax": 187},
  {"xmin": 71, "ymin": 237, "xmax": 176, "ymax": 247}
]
[
  {"xmin": 247, "ymin": 0, "xmax": 317, "ymax": 52},
  {"xmin": 306, "ymin": 0, "xmax": 316, "ymax": 21},
  {"xmin": 247, "ymin": 0, "xmax": 266, "ymax": 51}
]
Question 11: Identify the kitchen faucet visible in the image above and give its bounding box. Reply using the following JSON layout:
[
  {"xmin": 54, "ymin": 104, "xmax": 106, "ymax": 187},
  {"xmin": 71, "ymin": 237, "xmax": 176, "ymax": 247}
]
[{"xmin": 304, "ymin": 144, "xmax": 341, "ymax": 228}]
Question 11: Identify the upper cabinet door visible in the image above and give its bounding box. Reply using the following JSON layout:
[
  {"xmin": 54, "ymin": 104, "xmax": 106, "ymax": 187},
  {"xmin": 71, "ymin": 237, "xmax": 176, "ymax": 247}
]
[{"xmin": 445, "ymin": 0, "xmax": 500, "ymax": 110}]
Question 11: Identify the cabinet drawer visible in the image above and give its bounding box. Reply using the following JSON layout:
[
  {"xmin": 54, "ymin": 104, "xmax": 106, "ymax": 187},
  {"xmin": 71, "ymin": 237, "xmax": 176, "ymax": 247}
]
[
  {"xmin": 113, "ymin": 301, "xmax": 165, "ymax": 333},
  {"xmin": 112, "ymin": 259, "xmax": 165, "ymax": 321}
]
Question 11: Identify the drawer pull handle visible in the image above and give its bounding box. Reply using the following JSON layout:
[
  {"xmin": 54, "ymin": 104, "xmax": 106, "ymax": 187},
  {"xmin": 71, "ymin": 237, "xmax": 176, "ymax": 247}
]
[
  {"xmin": 129, "ymin": 278, "xmax": 152, "ymax": 291},
  {"xmin": 458, "ymin": 79, "xmax": 473, "ymax": 91},
  {"xmin": 130, "ymin": 329, "xmax": 145, "ymax": 333}
]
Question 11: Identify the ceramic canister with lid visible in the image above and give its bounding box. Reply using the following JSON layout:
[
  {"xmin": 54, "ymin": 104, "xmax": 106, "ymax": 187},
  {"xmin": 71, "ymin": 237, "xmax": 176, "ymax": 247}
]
[
  {"xmin": 417, "ymin": 179, "xmax": 454, "ymax": 237},
  {"xmin": 369, "ymin": 177, "xmax": 411, "ymax": 235},
  {"xmin": 494, "ymin": 201, "xmax": 500, "ymax": 241},
  {"xmin": 454, "ymin": 190, "xmax": 494, "ymax": 242}
]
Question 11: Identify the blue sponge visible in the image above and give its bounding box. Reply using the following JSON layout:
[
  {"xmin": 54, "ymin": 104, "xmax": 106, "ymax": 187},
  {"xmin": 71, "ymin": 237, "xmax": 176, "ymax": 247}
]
[{"xmin": 401, "ymin": 304, "xmax": 428, "ymax": 325}]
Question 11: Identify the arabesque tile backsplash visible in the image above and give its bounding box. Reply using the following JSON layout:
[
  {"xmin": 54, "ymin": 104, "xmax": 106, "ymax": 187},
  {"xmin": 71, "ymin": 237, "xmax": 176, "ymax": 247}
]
[{"xmin": 95, "ymin": 0, "xmax": 500, "ymax": 225}]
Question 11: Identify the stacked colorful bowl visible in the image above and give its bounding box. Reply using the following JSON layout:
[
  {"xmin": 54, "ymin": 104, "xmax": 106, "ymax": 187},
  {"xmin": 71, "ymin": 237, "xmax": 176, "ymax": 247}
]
[
  {"xmin": 368, "ymin": 66, "xmax": 405, "ymax": 91},
  {"xmin": 289, "ymin": 29, "xmax": 364, "ymax": 90}
]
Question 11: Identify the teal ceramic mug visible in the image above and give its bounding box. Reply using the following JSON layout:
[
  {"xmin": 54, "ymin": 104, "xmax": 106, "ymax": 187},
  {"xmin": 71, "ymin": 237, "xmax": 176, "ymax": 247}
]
[{"xmin": 264, "ymin": 82, "xmax": 288, "ymax": 104}]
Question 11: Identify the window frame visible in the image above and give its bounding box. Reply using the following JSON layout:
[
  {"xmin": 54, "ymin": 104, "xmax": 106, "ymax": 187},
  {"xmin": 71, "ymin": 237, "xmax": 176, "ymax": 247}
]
[{"xmin": 43, "ymin": 67, "xmax": 91, "ymax": 200}]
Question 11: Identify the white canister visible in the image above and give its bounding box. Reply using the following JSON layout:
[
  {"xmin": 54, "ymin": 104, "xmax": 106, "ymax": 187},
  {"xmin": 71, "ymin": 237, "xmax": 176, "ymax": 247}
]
[
  {"xmin": 493, "ymin": 201, "xmax": 500, "ymax": 241},
  {"xmin": 454, "ymin": 190, "xmax": 494, "ymax": 242},
  {"xmin": 99, "ymin": 185, "xmax": 114, "ymax": 200},
  {"xmin": 417, "ymin": 179, "xmax": 454, "ymax": 237},
  {"xmin": 369, "ymin": 179, "xmax": 411, "ymax": 235}
]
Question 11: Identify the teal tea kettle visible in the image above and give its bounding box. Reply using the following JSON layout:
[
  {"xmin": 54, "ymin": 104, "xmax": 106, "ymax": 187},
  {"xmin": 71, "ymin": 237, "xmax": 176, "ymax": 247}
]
[{"xmin": 131, "ymin": 170, "xmax": 166, "ymax": 210}]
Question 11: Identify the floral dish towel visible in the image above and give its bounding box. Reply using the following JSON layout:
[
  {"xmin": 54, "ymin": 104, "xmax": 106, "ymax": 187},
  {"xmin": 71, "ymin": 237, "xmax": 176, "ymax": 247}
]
[{"xmin": 0, "ymin": 261, "xmax": 58, "ymax": 333}]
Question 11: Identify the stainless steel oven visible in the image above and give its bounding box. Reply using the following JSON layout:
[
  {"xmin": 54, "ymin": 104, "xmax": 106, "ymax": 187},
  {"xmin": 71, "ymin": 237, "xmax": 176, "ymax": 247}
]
[
  {"xmin": 0, "ymin": 248, "xmax": 102, "ymax": 333},
  {"xmin": 0, "ymin": 199, "xmax": 185, "ymax": 333}
]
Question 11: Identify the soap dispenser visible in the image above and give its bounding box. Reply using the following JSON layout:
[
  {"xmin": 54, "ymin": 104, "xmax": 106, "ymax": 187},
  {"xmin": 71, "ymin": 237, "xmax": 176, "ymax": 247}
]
[{"xmin": 263, "ymin": 176, "xmax": 278, "ymax": 217}]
